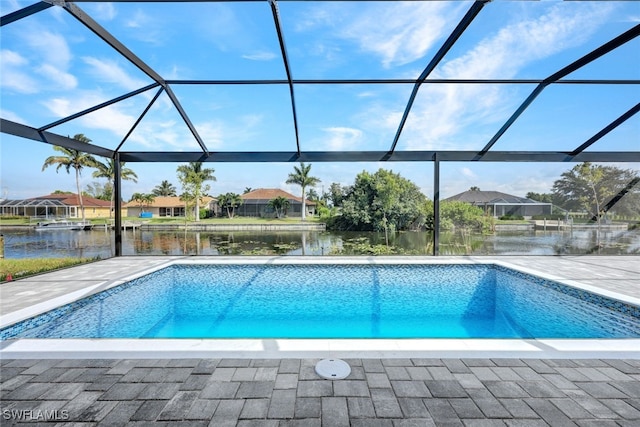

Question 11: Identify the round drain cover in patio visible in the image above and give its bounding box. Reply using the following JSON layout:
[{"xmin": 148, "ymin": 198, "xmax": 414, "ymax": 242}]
[{"xmin": 315, "ymin": 358, "xmax": 351, "ymax": 380}]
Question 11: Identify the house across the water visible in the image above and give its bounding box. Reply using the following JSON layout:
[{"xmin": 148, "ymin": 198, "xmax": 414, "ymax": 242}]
[
  {"xmin": 0, "ymin": 193, "xmax": 114, "ymax": 219},
  {"xmin": 123, "ymin": 196, "xmax": 217, "ymax": 218},
  {"xmin": 444, "ymin": 189, "xmax": 552, "ymax": 218},
  {"xmin": 240, "ymin": 188, "xmax": 316, "ymax": 218}
]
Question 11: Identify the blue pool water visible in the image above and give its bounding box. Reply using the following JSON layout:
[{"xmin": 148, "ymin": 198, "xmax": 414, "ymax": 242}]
[{"xmin": 2, "ymin": 264, "xmax": 639, "ymax": 339}]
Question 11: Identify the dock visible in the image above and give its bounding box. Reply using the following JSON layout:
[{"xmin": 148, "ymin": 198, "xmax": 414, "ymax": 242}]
[{"xmin": 122, "ymin": 221, "xmax": 144, "ymax": 231}]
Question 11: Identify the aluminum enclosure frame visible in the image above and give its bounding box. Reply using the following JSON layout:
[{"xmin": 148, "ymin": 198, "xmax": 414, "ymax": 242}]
[{"xmin": 1, "ymin": 0, "xmax": 638, "ymax": 257}]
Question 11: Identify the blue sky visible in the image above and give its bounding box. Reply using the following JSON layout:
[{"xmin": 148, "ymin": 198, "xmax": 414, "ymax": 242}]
[{"xmin": 1, "ymin": 0, "xmax": 638, "ymax": 202}]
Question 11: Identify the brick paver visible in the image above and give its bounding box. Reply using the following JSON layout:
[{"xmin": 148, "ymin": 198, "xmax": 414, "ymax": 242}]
[{"xmin": 1, "ymin": 358, "xmax": 640, "ymax": 425}]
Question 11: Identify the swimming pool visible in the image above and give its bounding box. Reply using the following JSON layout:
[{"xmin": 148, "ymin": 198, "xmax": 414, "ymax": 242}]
[{"xmin": 2, "ymin": 263, "xmax": 639, "ymax": 340}]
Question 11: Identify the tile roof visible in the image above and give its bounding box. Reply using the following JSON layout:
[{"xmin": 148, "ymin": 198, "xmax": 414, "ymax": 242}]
[{"xmin": 122, "ymin": 196, "xmax": 215, "ymax": 208}]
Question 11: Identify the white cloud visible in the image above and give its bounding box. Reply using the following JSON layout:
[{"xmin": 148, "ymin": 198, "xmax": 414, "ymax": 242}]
[
  {"xmin": 322, "ymin": 127, "xmax": 363, "ymax": 150},
  {"xmin": 437, "ymin": 3, "xmax": 613, "ymax": 79},
  {"xmin": 90, "ymin": 2, "xmax": 117, "ymax": 21},
  {"xmin": 19, "ymin": 29, "xmax": 78, "ymax": 91},
  {"xmin": 341, "ymin": 2, "xmax": 454, "ymax": 68},
  {"xmin": 242, "ymin": 51, "xmax": 277, "ymax": 61},
  {"xmin": 23, "ymin": 30, "xmax": 72, "ymax": 71},
  {"xmin": 41, "ymin": 91, "xmax": 138, "ymax": 138},
  {"xmin": 36, "ymin": 63, "xmax": 77, "ymax": 91},
  {"xmin": 82, "ymin": 57, "xmax": 149, "ymax": 91},
  {"xmin": 194, "ymin": 122, "xmax": 224, "ymax": 149},
  {"xmin": 125, "ymin": 9, "xmax": 147, "ymax": 29},
  {"xmin": 0, "ymin": 28, "xmax": 78, "ymax": 94},
  {"xmin": 124, "ymin": 9, "xmax": 167, "ymax": 45},
  {"xmin": 0, "ymin": 50, "xmax": 39, "ymax": 94},
  {"xmin": 127, "ymin": 119, "xmax": 186, "ymax": 149},
  {"xmin": 461, "ymin": 168, "xmax": 477, "ymax": 179},
  {"xmin": 0, "ymin": 108, "xmax": 26, "ymax": 124},
  {"xmin": 2, "ymin": 0, "xmax": 21, "ymax": 14},
  {"xmin": 293, "ymin": 2, "xmax": 462, "ymax": 68},
  {"xmin": 398, "ymin": 3, "xmax": 615, "ymax": 150}
]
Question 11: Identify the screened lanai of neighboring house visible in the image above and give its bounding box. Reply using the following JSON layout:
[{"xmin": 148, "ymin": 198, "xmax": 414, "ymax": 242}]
[
  {"xmin": 0, "ymin": 0, "xmax": 638, "ymax": 256},
  {"xmin": 0, "ymin": 198, "xmax": 72, "ymax": 219}
]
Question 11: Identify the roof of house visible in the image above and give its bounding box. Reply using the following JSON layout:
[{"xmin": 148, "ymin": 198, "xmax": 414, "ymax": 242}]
[
  {"xmin": 123, "ymin": 196, "xmax": 215, "ymax": 208},
  {"xmin": 30, "ymin": 194, "xmax": 111, "ymax": 208},
  {"xmin": 241, "ymin": 188, "xmax": 315, "ymax": 205},
  {"xmin": 443, "ymin": 190, "xmax": 550, "ymax": 205}
]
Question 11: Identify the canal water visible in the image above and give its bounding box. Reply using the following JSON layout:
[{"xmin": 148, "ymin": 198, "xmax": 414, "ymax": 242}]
[{"xmin": 1, "ymin": 227, "xmax": 638, "ymax": 258}]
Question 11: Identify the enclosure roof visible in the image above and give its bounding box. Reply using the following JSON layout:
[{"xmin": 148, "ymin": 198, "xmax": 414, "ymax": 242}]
[
  {"xmin": 0, "ymin": 0, "xmax": 638, "ymax": 164},
  {"xmin": 445, "ymin": 190, "xmax": 550, "ymax": 205},
  {"xmin": 26, "ymin": 194, "xmax": 111, "ymax": 207},
  {"xmin": 0, "ymin": 199, "xmax": 68, "ymax": 208},
  {"xmin": 242, "ymin": 188, "xmax": 315, "ymax": 205}
]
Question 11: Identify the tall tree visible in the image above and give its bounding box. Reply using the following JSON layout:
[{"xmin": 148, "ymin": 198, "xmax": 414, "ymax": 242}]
[
  {"xmin": 331, "ymin": 169, "xmax": 430, "ymax": 233},
  {"xmin": 286, "ymin": 162, "xmax": 320, "ymax": 221},
  {"xmin": 374, "ymin": 170, "xmax": 401, "ymax": 245},
  {"xmin": 525, "ymin": 192, "xmax": 555, "ymax": 204},
  {"xmin": 85, "ymin": 181, "xmax": 112, "ymax": 201},
  {"xmin": 41, "ymin": 134, "xmax": 97, "ymax": 222},
  {"xmin": 326, "ymin": 182, "xmax": 348, "ymax": 207},
  {"xmin": 92, "ymin": 157, "xmax": 138, "ymax": 218},
  {"xmin": 152, "ymin": 180, "xmax": 177, "ymax": 197},
  {"xmin": 218, "ymin": 192, "xmax": 243, "ymax": 218},
  {"xmin": 552, "ymin": 162, "xmax": 640, "ymax": 221},
  {"xmin": 176, "ymin": 162, "xmax": 216, "ymax": 222},
  {"xmin": 244, "ymin": 187, "xmax": 253, "ymax": 194}
]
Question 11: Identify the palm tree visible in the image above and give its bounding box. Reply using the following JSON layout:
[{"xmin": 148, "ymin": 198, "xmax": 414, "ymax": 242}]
[
  {"xmin": 41, "ymin": 134, "xmax": 97, "ymax": 222},
  {"xmin": 268, "ymin": 196, "xmax": 290, "ymax": 219},
  {"xmin": 130, "ymin": 192, "xmax": 155, "ymax": 214},
  {"xmin": 152, "ymin": 180, "xmax": 177, "ymax": 197},
  {"xmin": 92, "ymin": 157, "xmax": 138, "ymax": 218},
  {"xmin": 141, "ymin": 193, "xmax": 156, "ymax": 212},
  {"xmin": 286, "ymin": 162, "xmax": 320, "ymax": 221},
  {"xmin": 244, "ymin": 187, "xmax": 253, "ymax": 194},
  {"xmin": 176, "ymin": 162, "xmax": 216, "ymax": 222},
  {"xmin": 218, "ymin": 192, "xmax": 243, "ymax": 218}
]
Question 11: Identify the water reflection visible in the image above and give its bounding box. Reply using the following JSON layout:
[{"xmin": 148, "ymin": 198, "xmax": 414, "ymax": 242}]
[{"xmin": 1, "ymin": 227, "xmax": 638, "ymax": 259}]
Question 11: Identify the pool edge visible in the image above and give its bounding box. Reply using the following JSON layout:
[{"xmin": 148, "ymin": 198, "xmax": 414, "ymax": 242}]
[
  {"xmin": 1, "ymin": 256, "xmax": 639, "ymax": 359},
  {"xmin": 1, "ymin": 338, "xmax": 639, "ymax": 359}
]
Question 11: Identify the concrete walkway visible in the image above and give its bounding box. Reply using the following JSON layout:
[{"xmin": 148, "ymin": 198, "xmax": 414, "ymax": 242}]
[{"xmin": 2, "ymin": 357, "xmax": 640, "ymax": 426}]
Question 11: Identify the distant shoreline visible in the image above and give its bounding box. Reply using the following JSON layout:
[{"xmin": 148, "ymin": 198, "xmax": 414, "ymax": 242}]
[{"xmin": 0, "ymin": 222, "xmax": 327, "ymax": 232}]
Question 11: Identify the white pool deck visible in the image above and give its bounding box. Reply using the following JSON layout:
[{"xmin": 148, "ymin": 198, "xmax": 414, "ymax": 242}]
[{"xmin": 1, "ymin": 256, "xmax": 639, "ymax": 359}]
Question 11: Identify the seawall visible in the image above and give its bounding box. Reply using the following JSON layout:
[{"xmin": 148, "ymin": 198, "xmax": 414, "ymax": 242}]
[{"xmin": 140, "ymin": 223, "xmax": 326, "ymax": 232}]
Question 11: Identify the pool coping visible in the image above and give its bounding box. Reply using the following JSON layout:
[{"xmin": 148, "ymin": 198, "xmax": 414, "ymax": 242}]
[{"xmin": 1, "ymin": 257, "xmax": 639, "ymax": 359}]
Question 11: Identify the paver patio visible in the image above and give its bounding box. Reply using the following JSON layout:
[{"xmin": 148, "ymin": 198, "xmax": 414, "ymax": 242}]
[{"xmin": 2, "ymin": 357, "xmax": 640, "ymax": 425}]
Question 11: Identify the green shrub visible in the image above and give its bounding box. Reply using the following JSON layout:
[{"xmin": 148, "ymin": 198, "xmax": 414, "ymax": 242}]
[
  {"xmin": 499, "ymin": 214, "xmax": 524, "ymax": 220},
  {"xmin": 439, "ymin": 201, "xmax": 494, "ymax": 232},
  {"xmin": 531, "ymin": 214, "xmax": 566, "ymax": 220}
]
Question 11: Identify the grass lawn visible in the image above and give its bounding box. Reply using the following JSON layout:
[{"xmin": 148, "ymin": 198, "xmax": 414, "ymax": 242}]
[{"xmin": 0, "ymin": 257, "xmax": 98, "ymax": 282}]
